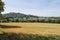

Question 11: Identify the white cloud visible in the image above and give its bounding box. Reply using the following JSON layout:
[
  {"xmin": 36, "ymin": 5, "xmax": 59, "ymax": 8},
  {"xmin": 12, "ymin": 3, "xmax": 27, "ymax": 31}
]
[{"xmin": 2, "ymin": 8, "xmax": 60, "ymax": 17}]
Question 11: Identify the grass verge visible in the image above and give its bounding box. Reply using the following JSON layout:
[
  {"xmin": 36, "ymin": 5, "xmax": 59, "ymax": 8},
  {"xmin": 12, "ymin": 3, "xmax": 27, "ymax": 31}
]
[{"xmin": 0, "ymin": 33, "xmax": 60, "ymax": 40}]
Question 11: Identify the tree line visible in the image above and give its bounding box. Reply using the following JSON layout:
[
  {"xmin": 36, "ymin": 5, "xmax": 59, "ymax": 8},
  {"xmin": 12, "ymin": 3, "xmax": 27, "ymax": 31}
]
[{"xmin": 0, "ymin": 17, "xmax": 60, "ymax": 24}]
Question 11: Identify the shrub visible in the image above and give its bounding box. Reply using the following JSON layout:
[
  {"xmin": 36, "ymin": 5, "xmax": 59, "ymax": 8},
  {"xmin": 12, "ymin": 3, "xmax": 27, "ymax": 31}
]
[{"xmin": 0, "ymin": 33, "xmax": 60, "ymax": 40}]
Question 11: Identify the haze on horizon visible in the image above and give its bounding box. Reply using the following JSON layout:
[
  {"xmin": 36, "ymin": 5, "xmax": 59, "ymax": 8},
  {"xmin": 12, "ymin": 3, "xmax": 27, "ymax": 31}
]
[{"xmin": 2, "ymin": 0, "xmax": 60, "ymax": 17}]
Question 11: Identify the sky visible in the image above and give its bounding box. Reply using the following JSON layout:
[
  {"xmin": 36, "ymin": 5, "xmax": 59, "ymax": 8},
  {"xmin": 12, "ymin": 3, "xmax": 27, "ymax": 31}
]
[{"xmin": 2, "ymin": 0, "xmax": 60, "ymax": 17}]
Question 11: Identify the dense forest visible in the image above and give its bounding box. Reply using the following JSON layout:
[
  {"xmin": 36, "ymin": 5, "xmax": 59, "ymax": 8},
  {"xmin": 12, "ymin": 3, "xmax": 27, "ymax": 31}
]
[{"xmin": 0, "ymin": 12, "xmax": 60, "ymax": 23}]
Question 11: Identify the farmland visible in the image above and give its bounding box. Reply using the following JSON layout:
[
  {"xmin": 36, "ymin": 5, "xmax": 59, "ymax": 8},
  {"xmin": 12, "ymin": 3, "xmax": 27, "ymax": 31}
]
[{"xmin": 0, "ymin": 22, "xmax": 60, "ymax": 35}]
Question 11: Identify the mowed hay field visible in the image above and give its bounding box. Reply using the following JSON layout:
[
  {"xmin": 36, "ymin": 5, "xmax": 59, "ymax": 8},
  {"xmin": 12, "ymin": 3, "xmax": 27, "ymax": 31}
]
[{"xmin": 0, "ymin": 22, "xmax": 60, "ymax": 35}]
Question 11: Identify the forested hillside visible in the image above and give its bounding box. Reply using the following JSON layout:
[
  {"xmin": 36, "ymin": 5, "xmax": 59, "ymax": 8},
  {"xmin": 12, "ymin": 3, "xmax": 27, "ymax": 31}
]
[
  {"xmin": 3, "ymin": 12, "xmax": 39, "ymax": 18},
  {"xmin": 0, "ymin": 12, "xmax": 60, "ymax": 23}
]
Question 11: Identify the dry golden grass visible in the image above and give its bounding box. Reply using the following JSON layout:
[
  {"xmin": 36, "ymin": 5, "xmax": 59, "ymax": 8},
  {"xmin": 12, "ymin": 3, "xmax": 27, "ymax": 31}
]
[{"xmin": 0, "ymin": 22, "xmax": 60, "ymax": 35}]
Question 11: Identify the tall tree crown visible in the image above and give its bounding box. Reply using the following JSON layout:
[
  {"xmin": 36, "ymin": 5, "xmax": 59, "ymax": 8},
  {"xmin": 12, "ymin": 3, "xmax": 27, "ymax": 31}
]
[
  {"xmin": 0, "ymin": 0, "xmax": 4, "ymax": 13},
  {"xmin": 0, "ymin": 0, "xmax": 4, "ymax": 19}
]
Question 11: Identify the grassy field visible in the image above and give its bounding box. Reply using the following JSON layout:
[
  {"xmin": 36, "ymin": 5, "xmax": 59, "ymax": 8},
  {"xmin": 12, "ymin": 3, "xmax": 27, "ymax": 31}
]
[{"xmin": 0, "ymin": 22, "xmax": 60, "ymax": 35}]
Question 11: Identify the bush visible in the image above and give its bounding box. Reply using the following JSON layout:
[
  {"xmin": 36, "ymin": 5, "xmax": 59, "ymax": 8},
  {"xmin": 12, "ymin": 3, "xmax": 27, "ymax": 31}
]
[{"xmin": 0, "ymin": 33, "xmax": 60, "ymax": 40}]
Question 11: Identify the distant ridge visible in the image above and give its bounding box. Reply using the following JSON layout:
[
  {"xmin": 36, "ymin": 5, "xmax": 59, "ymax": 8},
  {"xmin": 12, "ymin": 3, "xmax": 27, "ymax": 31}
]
[
  {"xmin": 2, "ymin": 12, "xmax": 60, "ymax": 19},
  {"xmin": 0, "ymin": 12, "xmax": 60, "ymax": 23},
  {"xmin": 3, "ymin": 12, "xmax": 39, "ymax": 18}
]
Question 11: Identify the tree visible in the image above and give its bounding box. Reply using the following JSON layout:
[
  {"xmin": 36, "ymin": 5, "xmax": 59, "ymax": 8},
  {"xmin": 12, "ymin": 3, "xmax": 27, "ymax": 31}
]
[
  {"xmin": 0, "ymin": 0, "xmax": 5, "ymax": 33},
  {"xmin": 0, "ymin": 0, "xmax": 4, "ymax": 19}
]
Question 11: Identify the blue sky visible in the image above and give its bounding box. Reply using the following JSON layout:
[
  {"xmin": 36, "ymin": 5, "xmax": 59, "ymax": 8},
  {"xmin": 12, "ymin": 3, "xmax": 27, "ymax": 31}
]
[{"xmin": 2, "ymin": 0, "xmax": 60, "ymax": 17}]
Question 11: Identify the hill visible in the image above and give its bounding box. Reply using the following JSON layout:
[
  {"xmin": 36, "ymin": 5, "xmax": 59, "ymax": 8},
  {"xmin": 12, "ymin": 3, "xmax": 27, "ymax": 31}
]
[
  {"xmin": 0, "ymin": 12, "xmax": 60, "ymax": 23},
  {"xmin": 3, "ymin": 12, "xmax": 39, "ymax": 18},
  {"xmin": 2, "ymin": 12, "xmax": 60, "ymax": 19}
]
